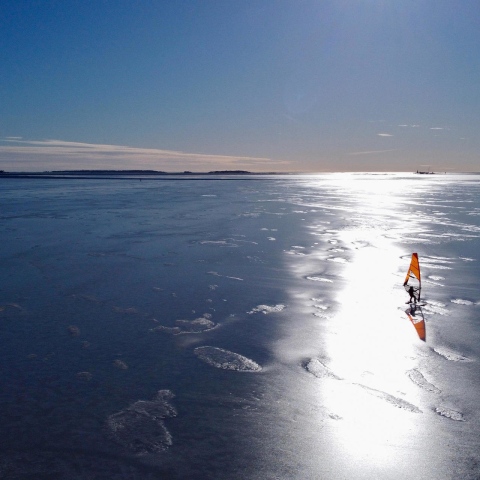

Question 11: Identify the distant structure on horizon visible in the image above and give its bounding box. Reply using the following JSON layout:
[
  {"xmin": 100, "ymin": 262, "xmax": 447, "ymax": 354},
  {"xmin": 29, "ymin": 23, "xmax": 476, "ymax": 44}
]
[{"xmin": 415, "ymin": 165, "xmax": 434, "ymax": 174}]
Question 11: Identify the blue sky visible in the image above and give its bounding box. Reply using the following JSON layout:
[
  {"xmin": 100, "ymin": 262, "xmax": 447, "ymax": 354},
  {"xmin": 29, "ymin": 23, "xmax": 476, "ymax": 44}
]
[{"xmin": 1, "ymin": 0, "xmax": 479, "ymax": 172}]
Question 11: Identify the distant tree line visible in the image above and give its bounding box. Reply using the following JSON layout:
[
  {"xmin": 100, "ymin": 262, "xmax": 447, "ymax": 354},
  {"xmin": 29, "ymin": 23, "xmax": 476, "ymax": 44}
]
[{"xmin": 0, "ymin": 169, "xmax": 254, "ymax": 176}]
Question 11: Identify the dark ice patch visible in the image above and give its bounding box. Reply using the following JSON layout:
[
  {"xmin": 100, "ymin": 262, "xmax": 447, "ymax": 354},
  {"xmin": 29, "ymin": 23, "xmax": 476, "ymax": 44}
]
[
  {"xmin": 67, "ymin": 325, "xmax": 81, "ymax": 337},
  {"xmin": 71, "ymin": 293, "xmax": 102, "ymax": 303},
  {"xmin": 113, "ymin": 306, "xmax": 139, "ymax": 314},
  {"xmin": 0, "ymin": 303, "xmax": 24, "ymax": 315},
  {"xmin": 0, "ymin": 450, "xmax": 161, "ymax": 479}
]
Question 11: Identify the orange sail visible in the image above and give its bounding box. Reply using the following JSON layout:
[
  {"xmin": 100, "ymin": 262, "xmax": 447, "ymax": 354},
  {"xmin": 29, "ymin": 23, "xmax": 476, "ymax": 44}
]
[
  {"xmin": 404, "ymin": 252, "xmax": 421, "ymax": 284},
  {"xmin": 403, "ymin": 253, "xmax": 421, "ymax": 302}
]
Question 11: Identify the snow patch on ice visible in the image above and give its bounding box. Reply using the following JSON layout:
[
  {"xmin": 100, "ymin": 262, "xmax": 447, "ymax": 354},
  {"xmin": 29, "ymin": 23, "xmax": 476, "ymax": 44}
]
[
  {"xmin": 200, "ymin": 240, "xmax": 238, "ymax": 247},
  {"xmin": 113, "ymin": 359, "xmax": 128, "ymax": 370},
  {"xmin": 306, "ymin": 276, "xmax": 333, "ymax": 283},
  {"xmin": 329, "ymin": 413, "xmax": 343, "ymax": 420},
  {"xmin": 422, "ymin": 263, "xmax": 452, "ymax": 270},
  {"xmin": 434, "ymin": 347, "xmax": 472, "ymax": 362},
  {"xmin": 423, "ymin": 301, "xmax": 449, "ymax": 315},
  {"xmin": 208, "ymin": 271, "xmax": 243, "ymax": 281},
  {"xmin": 327, "ymin": 256, "xmax": 347, "ymax": 263},
  {"xmin": 248, "ymin": 304, "xmax": 286, "ymax": 315},
  {"xmin": 451, "ymin": 298, "xmax": 474, "ymax": 305},
  {"xmin": 194, "ymin": 346, "xmax": 262, "ymax": 372},
  {"xmin": 285, "ymin": 249, "xmax": 307, "ymax": 256},
  {"xmin": 352, "ymin": 240, "xmax": 369, "ymax": 248},
  {"xmin": 423, "ymin": 256, "xmax": 454, "ymax": 263},
  {"xmin": 304, "ymin": 358, "xmax": 342, "ymax": 380},
  {"xmin": 356, "ymin": 384, "xmax": 422, "ymax": 413},
  {"xmin": 151, "ymin": 313, "xmax": 218, "ymax": 335},
  {"xmin": 428, "ymin": 275, "xmax": 445, "ymax": 281},
  {"xmin": 435, "ymin": 406, "xmax": 465, "ymax": 421},
  {"xmin": 406, "ymin": 369, "xmax": 441, "ymax": 394},
  {"xmin": 107, "ymin": 390, "xmax": 176, "ymax": 455}
]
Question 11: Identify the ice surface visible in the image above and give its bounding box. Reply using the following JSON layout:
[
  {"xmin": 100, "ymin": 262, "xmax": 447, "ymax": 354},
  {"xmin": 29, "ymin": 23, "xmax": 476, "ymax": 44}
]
[{"xmin": 1, "ymin": 173, "xmax": 480, "ymax": 479}]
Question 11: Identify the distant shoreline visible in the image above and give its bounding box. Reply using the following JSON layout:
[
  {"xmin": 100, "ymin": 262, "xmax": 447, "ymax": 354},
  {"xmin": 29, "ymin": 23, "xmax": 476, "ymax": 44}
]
[
  {"xmin": 1, "ymin": 170, "xmax": 478, "ymax": 179},
  {"xmin": 0, "ymin": 170, "xmax": 292, "ymax": 180}
]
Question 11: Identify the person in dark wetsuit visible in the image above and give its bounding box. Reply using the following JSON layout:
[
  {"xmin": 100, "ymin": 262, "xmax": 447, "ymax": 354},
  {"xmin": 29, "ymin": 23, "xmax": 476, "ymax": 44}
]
[{"xmin": 407, "ymin": 285, "xmax": 416, "ymax": 303}]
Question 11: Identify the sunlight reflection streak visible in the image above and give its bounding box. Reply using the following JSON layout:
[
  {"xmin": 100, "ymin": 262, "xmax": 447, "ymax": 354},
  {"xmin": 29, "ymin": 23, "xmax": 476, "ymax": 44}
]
[{"xmin": 306, "ymin": 176, "xmax": 423, "ymax": 463}]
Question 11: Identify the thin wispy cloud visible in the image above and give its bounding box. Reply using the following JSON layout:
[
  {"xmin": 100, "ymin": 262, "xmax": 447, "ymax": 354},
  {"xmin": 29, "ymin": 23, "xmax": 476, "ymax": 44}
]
[
  {"xmin": 349, "ymin": 149, "xmax": 396, "ymax": 156},
  {"xmin": 377, "ymin": 133, "xmax": 393, "ymax": 137},
  {"xmin": 0, "ymin": 138, "xmax": 290, "ymax": 172}
]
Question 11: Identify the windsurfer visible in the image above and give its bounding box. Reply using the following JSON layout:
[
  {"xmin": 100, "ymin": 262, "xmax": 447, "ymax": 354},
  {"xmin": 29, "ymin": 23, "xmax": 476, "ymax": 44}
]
[{"xmin": 406, "ymin": 284, "xmax": 416, "ymax": 303}]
